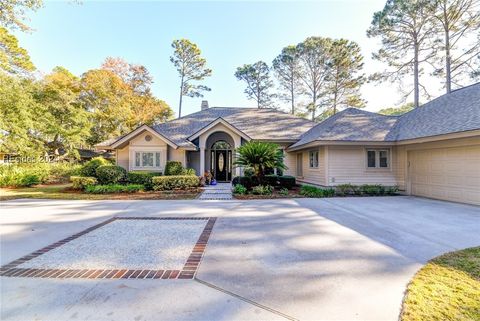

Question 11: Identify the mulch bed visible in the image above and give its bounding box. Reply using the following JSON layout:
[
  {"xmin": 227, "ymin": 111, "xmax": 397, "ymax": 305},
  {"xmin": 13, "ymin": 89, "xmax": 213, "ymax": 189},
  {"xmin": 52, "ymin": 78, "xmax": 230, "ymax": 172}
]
[{"xmin": 233, "ymin": 186, "xmax": 307, "ymax": 200}]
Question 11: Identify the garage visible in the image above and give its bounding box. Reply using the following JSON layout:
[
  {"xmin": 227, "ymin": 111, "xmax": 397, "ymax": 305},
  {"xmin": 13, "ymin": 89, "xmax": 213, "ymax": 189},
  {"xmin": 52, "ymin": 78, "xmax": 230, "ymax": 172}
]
[{"xmin": 408, "ymin": 144, "xmax": 480, "ymax": 205}]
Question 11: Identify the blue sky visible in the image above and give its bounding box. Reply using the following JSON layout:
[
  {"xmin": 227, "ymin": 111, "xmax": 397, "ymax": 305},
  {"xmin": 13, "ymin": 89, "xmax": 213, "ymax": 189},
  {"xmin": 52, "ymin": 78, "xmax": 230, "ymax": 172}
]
[{"xmin": 16, "ymin": 0, "xmax": 429, "ymax": 116}]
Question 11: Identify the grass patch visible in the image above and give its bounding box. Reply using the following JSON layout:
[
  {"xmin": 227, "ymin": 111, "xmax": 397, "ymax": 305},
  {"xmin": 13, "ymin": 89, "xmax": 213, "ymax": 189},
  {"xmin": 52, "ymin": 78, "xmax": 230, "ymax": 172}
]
[
  {"xmin": 401, "ymin": 246, "xmax": 480, "ymax": 321},
  {"xmin": 0, "ymin": 184, "xmax": 201, "ymax": 201}
]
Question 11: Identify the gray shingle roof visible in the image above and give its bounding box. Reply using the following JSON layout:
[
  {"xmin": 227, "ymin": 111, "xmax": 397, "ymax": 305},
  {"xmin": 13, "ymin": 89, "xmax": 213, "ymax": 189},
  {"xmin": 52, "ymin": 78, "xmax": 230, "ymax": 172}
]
[
  {"xmin": 290, "ymin": 82, "xmax": 480, "ymax": 149},
  {"xmin": 290, "ymin": 109, "xmax": 398, "ymax": 148},
  {"xmin": 388, "ymin": 82, "xmax": 480, "ymax": 141},
  {"xmin": 152, "ymin": 107, "xmax": 315, "ymax": 147}
]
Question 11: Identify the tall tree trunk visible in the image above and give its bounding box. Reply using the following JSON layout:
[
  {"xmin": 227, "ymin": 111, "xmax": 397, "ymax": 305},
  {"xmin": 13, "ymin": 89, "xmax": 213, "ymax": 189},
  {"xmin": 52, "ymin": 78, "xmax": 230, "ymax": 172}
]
[
  {"xmin": 178, "ymin": 75, "xmax": 184, "ymax": 117},
  {"xmin": 312, "ymin": 92, "xmax": 316, "ymax": 121},
  {"xmin": 291, "ymin": 78, "xmax": 295, "ymax": 114},
  {"xmin": 444, "ymin": 10, "xmax": 452, "ymax": 94},
  {"xmin": 413, "ymin": 41, "xmax": 420, "ymax": 108}
]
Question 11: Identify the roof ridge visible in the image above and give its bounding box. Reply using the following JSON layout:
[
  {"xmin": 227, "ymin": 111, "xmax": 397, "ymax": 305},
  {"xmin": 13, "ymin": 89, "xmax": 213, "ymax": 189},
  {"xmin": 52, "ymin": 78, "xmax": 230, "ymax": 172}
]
[{"xmin": 397, "ymin": 82, "xmax": 480, "ymax": 120}]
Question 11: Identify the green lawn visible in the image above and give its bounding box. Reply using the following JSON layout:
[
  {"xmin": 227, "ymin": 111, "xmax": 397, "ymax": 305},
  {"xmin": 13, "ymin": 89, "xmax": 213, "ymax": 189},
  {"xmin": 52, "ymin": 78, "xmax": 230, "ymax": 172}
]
[
  {"xmin": 0, "ymin": 184, "xmax": 200, "ymax": 201},
  {"xmin": 401, "ymin": 246, "xmax": 480, "ymax": 321}
]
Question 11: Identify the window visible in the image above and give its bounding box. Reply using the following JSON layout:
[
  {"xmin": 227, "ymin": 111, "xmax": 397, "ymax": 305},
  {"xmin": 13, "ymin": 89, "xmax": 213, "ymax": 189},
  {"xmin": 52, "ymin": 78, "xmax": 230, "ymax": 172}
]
[
  {"xmin": 134, "ymin": 151, "xmax": 161, "ymax": 168},
  {"xmin": 366, "ymin": 149, "xmax": 389, "ymax": 168},
  {"xmin": 309, "ymin": 150, "xmax": 319, "ymax": 168}
]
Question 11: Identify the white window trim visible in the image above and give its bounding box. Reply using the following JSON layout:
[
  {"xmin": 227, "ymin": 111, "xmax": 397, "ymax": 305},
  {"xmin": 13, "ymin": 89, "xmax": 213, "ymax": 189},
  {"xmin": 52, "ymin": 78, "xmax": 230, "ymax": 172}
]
[
  {"xmin": 365, "ymin": 148, "xmax": 391, "ymax": 170},
  {"xmin": 129, "ymin": 146, "xmax": 166, "ymax": 172},
  {"xmin": 309, "ymin": 150, "xmax": 319, "ymax": 169}
]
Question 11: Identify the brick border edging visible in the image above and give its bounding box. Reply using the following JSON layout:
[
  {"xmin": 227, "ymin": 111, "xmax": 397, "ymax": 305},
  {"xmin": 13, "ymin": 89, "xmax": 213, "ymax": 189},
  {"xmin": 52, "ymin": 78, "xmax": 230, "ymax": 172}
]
[{"xmin": 0, "ymin": 217, "xmax": 216, "ymax": 280}]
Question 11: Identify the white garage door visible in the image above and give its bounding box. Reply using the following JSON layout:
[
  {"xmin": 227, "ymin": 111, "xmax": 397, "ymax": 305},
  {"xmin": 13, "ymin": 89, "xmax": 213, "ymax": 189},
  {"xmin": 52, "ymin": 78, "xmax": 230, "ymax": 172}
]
[{"xmin": 408, "ymin": 145, "xmax": 480, "ymax": 205}]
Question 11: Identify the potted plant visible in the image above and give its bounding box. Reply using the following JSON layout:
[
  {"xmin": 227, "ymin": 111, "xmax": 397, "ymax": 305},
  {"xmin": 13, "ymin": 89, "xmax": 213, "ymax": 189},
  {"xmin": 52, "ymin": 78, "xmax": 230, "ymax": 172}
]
[{"xmin": 204, "ymin": 171, "xmax": 212, "ymax": 185}]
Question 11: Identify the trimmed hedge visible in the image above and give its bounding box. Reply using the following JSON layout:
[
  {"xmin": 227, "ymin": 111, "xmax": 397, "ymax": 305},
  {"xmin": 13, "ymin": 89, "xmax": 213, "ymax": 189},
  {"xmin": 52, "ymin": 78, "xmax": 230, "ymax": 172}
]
[
  {"xmin": 84, "ymin": 184, "xmax": 144, "ymax": 194},
  {"xmin": 164, "ymin": 161, "xmax": 183, "ymax": 176},
  {"xmin": 80, "ymin": 157, "xmax": 110, "ymax": 177},
  {"xmin": 300, "ymin": 185, "xmax": 335, "ymax": 197},
  {"xmin": 152, "ymin": 175, "xmax": 199, "ymax": 191},
  {"xmin": 182, "ymin": 168, "xmax": 197, "ymax": 176},
  {"xmin": 71, "ymin": 176, "xmax": 97, "ymax": 190},
  {"xmin": 278, "ymin": 175, "xmax": 296, "ymax": 189},
  {"xmin": 262, "ymin": 175, "xmax": 279, "ymax": 186},
  {"xmin": 127, "ymin": 171, "xmax": 159, "ymax": 190},
  {"xmin": 95, "ymin": 165, "xmax": 127, "ymax": 184},
  {"xmin": 231, "ymin": 176, "xmax": 259, "ymax": 189},
  {"xmin": 0, "ymin": 162, "xmax": 82, "ymax": 187},
  {"xmin": 334, "ymin": 184, "xmax": 398, "ymax": 196}
]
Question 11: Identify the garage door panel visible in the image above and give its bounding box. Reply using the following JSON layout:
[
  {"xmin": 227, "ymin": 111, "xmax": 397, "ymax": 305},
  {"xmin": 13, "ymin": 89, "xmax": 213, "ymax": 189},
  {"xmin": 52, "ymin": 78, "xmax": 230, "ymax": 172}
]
[{"xmin": 408, "ymin": 144, "xmax": 480, "ymax": 205}]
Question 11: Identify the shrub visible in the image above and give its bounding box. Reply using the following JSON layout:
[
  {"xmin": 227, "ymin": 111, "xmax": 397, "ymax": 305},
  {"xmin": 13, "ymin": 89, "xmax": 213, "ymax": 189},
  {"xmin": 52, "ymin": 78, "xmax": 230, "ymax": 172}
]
[
  {"xmin": 360, "ymin": 184, "xmax": 385, "ymax": 196},
  {"xmin": 278, "ymin": 175, "xmax": 296, "ymax": 189},
  {"xmin": 80, "ymin": 157, "xmax": 110, "ymax": 177},
  {"xmin": 95, "ymin": 165, "xmax": 127, "ymax": 184},
  {"xmin": 17, "ymin": 174, "xmax": 40, "ymax": 187},
  {"xmin": 164, "ymin": 161, "xmax": 183, "ymax": 176},
  {"xmin": 232, "ymin": 176, "xmax": 260, "ymax": 189},
  {"xmin": 84, "ymin": 184, "xmax": 144, "ymax": 194},
  {"xmin": 262, "ymin": 174, "xmax": 279, "ymax": 186},
  {"xmin": 127, "ymin": 171, "xmax": 158, "ymax": 190},
  {"xmin": 252, "ymin": 185, "xmax": 273, "ymax": 195},
  {"xmin": 243, "ymin": 167, "xmax": 255, "ymax": 177},
  {"xmin": 279, "ymin": 188, "xmax": 289, "ymax": 196},
  {"xmin": 70, "ymin": 176, "xmax": 97, "ymax": 190},
  {"xmin": 385, "ymin": 185, "xmax": 399, "ymax": 195},
  {"xmin": 0, "ymin": 162, "xmax": 81, "ymax": 187},
  {"xmin": 182, "ymin": 168, "xmax": 196, "ymax": 176},
  {"xmin": 234, "ymin": 141, "xmax": 287, "ymax": 177},
  {"xmin": 336, "ymin": 183, "xmax": 356, "ymax": 196},
  {"xmin": 233, "ymin": 184, "xmax": 247, "ymax": 195},
  {"xmin": 300, "ymin": 185, "xmax": 335, "ymax": 198},
  {"xmin": 152, "ymin": 175, "xmax": 199, "ymax": 191}
]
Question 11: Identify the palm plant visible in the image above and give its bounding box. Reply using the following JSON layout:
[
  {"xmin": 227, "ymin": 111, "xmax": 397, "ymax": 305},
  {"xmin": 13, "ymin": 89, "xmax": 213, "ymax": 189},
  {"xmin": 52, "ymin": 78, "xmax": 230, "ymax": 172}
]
[{"xmin": 234, "ymin": 141, "xmax": 287, "ymax": 178}]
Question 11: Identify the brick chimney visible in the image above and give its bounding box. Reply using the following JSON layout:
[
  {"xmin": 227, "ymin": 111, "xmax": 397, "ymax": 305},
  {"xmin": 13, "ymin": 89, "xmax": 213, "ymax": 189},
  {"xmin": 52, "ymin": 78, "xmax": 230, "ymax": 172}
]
[{"xmin": 201, "ymin": 100, "xmax": 209, "ymax": 110}]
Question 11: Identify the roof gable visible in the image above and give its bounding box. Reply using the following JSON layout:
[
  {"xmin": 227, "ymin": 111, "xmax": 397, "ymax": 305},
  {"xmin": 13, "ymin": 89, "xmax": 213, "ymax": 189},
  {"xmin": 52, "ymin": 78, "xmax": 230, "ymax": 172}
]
[{"xmin": 187, "ymin": 117, "xmax": 251, "ymax": 141}]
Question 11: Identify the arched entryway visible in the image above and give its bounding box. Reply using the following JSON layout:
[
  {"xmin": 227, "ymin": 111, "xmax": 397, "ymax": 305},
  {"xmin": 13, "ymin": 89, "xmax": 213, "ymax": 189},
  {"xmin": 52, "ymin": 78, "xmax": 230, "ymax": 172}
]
[
  {"xmin": 205, "ymin": 131, "xmax": 235, "ymax": 182},
  {"xmin": 209, "ymin": 140, "xmax": 233, "ymax": 182}
]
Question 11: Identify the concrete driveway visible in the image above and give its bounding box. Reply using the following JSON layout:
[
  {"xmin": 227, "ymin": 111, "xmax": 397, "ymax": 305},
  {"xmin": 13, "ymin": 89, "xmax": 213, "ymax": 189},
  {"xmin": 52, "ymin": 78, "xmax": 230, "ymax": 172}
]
[{"xmin": 1, "ymin": 196, "xmax": 479, "ymax": 320}]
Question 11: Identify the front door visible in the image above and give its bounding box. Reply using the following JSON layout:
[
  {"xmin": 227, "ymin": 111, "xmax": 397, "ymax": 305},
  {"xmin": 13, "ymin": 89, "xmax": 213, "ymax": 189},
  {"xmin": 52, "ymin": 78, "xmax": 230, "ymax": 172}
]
[{"xmin": 215, "ymin": 150, "xmax": 228, "ymax": 181}]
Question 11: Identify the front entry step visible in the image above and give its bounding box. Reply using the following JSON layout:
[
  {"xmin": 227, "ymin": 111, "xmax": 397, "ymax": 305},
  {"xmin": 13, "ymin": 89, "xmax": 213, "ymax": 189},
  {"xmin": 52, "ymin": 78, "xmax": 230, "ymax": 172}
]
[{"xmin": 199, "ymin": 183, "xmax": 232, "ymax": 200}]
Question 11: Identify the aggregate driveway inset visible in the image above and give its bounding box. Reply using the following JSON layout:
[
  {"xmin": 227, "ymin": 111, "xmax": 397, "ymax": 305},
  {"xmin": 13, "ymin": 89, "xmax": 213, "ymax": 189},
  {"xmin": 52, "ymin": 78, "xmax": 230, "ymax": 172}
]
[{"xmin": 1, "ymin": 197, "xmax": 479, "ymax": 320}]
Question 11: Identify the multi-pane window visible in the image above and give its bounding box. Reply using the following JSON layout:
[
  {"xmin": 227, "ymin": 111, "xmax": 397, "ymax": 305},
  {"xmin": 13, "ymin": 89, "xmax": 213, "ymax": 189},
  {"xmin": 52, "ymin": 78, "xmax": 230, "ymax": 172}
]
[
  {"xmin": 134, "ymin": 152, "xmax": 161, "ymax": 168},
  {"xmin": 309, "ymin": 150, "xmax": 319, "ymax": 168},
  {"xmin": 366, "ymin": 149, "xmax": 389, "ymax": 168}
]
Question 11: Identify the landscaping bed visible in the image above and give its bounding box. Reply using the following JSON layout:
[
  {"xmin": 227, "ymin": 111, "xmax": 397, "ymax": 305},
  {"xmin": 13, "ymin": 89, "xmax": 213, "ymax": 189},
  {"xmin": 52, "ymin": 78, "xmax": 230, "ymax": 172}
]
[
  {"xmin": 234, "ymin": 185, "xmax": 306, "ymax": 199},
  {"xmin": 401, "ymin": 246, "xmax": 480, "ymax": 321},
  {"xmin": 0, "ymin": 184, "xmax": 201, "ymax": 201}
]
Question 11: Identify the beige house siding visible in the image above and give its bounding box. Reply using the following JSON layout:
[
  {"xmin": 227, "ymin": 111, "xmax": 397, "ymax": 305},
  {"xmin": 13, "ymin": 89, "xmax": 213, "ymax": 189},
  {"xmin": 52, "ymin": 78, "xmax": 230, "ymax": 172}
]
[
  {"xmin": 114, "ymin": 130, "xmax": 169, "ymax": 172},
  {"xmin": 326, "ymin": 145, "xmax": 398, "ymax": 186},
  {"xmin": 283, "ymin": 150, "xmax": 297, "ymax": 177},
  {"xmin": 116, "ymin": 147, "xmax": 129, "ymax": 170},
  {"xmin": 296, "ymin": 147, "xmax": 326, "ymax": 186},
  {"xmin": 167, "ymin": 146, "xmax": 186, "ymax": 166}
]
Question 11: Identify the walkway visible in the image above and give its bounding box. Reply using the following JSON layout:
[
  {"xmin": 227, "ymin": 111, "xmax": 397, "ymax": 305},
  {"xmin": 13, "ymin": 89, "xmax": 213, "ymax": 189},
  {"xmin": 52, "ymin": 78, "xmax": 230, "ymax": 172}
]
[{"xmin": 198, "ymin": 182, "xmax": 233, "ymax": 200}]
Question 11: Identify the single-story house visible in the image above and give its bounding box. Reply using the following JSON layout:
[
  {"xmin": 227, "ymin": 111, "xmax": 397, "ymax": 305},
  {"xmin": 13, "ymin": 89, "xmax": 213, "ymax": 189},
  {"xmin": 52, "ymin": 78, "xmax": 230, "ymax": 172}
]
[{"xmin": 97, "ymin": 83, "xmax": 480, "ymax": 205}]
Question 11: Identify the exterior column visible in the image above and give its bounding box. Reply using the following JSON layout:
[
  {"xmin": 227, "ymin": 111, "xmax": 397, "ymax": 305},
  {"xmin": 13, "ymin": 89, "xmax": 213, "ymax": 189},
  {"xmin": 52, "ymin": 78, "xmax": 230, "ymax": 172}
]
[
  {"xmin": 200, "ymin": 147, "xmax": 205, "ymax": 176},
  {"xmin": 233, "ymin": 137, "xmax": 242, "ymax": 177}
]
